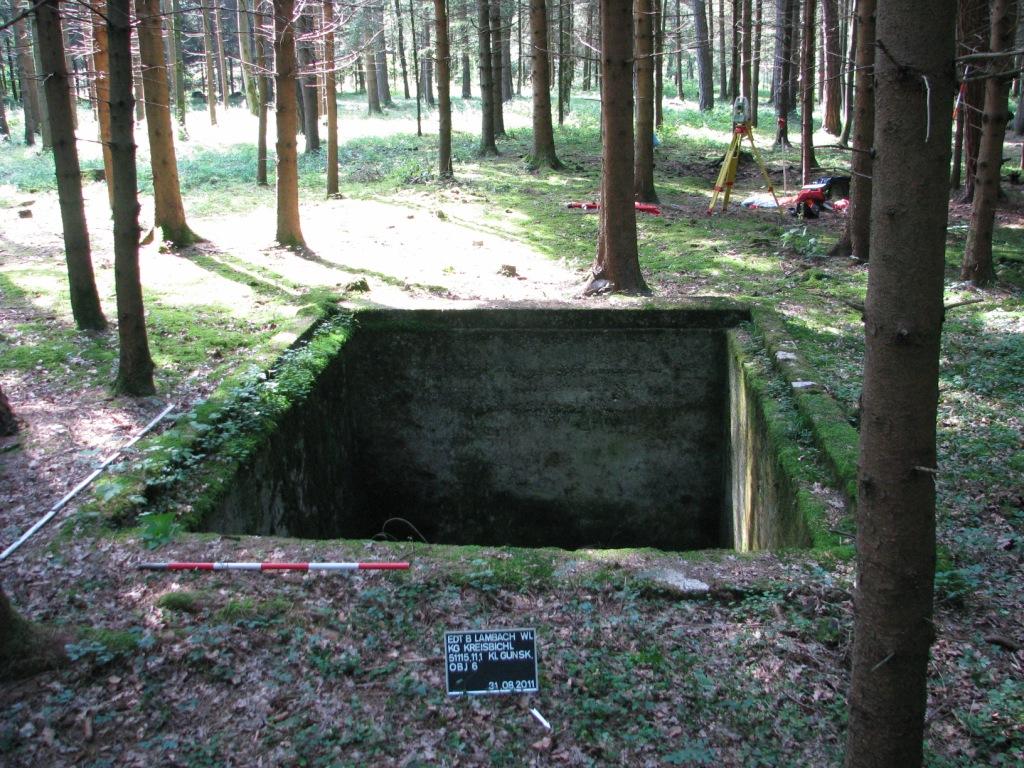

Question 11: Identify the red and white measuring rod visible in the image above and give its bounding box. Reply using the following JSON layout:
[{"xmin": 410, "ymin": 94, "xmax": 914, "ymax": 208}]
[{"xmin": 138, "ymin": 561, "xmax": 410, "ymax": 572}]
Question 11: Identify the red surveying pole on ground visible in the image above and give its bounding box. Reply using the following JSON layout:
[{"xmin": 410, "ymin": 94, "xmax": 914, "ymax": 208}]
[{"xmin": 138, "ymin": 561, "xmax": 411, "ymax": 572}]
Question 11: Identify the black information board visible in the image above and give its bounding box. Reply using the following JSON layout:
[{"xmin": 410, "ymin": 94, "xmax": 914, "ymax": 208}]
[{"xmin": 444, "ymin": 628, "xmax": 539, "ymax": 696}]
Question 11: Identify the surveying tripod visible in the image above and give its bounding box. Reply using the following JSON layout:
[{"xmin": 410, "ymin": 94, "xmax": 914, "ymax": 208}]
[{"xmin": 707, "ymin": 97, "xmax": 781, "ymax": 214}]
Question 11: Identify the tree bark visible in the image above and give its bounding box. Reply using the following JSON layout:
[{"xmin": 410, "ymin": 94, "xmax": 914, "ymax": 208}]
[
  {"xmin": 434, "ymin": 0, "xmax": 453, "ymax": 178},
  {"xmin": 202, "ymin": 4, "xmax": 218, "ymax": 124},
  {"xmin": 773, "ymin": 0, "xmax": 793, "ymax": 146},
  {"xmin": 477, "ymin": 0, "xmax": 497, "ymax": 153},
  {"xmin": 37, "ymin": 0, "xmax": 107, "ymax": 331},
  {"xmin": 962, "ymin": 0, "xmax": 1017, "ymax": 286},
  {"xmin": 169, "ymin": 0, "xmax": 187, "ymax": 127},
  {"xmin": 13, "ymin": 6, "xmax": 40, "ymax": 145},
  {"xmin": 237, "ymin": 0, "xmax": 260, "ymax": 114},
  {"xmin": 838, "ymin": 0, "xmax": 874, "ymax": 261},
  {"xmin": 750, "ymin": 0, "xmax": 762, "ymax": 126},
  {"xmin": 740, "ymin": 0, "xmax": 752, "ymax": 110},
  {"xmin": 0, "ymin": 385, "xmax": 17, "ymax": 436},
  {"xmin": 108, "ymin": 0, "xmax": 156, "ymax": 397},
  {"xmin": 838, "ymin": 0, "xmax": 856, "ymax": 147},
  {"xmin": 692, "ymin": 0, "xmax": 714, "ymax": 109},
  {"xmin": 527, "ymin": 0, "xmax": 561, "ymax": 168},
  {"xmin": 297, "ymin": 9, "xmax": 321, "ymax": 150},
  {"xmin": 214, "ymin": 1, "xmax": 231, "ymax": 106},
  {"xmin": 502, "ymin": 4, "xmax": 514, "ymax": 100},
  {"xmin": 274, "ymin": 0, "xmax": 306, "ymax": 246},
  {"xmin": 654, "ymin": 0, "xmax": 664, "ymax": 128},
  {"xmin": 325, "ymin": 0, "xmax": 339, "ymax": 195},
  {"xmin": 490, "ymin": 0, "xmax": 505, "ymax": 135},
  {"xmin": 800, "ymin": 0, "xmax": 818, "ymax": 183},
  {"xmin": 136, "ymin": 0, "xmax": 200, "ymax": 246},
  {"xmin": 717, "ymin": 0, "xmax": 726, "ymax": 97},
  {"xmin": 459, "ymin": 0, "xmax": 471, "ymax": 97},
  {"xmin": 821, "ymin": 0, "xmax": 842, "ymax": 134},
  {"xmin": 421, "ymin": 10, "xmax": 435, "ymax": 106},
  {"xmin": 0, "ymin": 584, "xmax": 66, "ymax": 680},
  {"xmin": 28, "ymin": 8, "xmax": 51, "ymax": 148},
  {"xmin": 844, "ymin": 2, "xmax": 956, "ymax": 766},
  {"xmin": 396, "ymin": 0, "xmax": 412, "ymax": 98},
  {"xmin": 958, "ymin": 0, "xmax": 990, "ymax": 203},
  {"xmin": 634, "ymin": 0, "xmax": 658, "ymax": 202},
  {"xmin": 729, "ymin": 0, "xmax": 739, "ymax": 98},
  {"xmin": 376, "ymin": 3, "xmax": 393, "ymax": 106},
  {"xmin": 256, "ymin": 0, "xmax": 270, "ymax": 185},
  {"xmin": 365, "ymin": 16, "xmax": 383, "ymax": 114},
  {"xmin": 585, "ymin": 0, "xmax": 647, "ymax": 295}
]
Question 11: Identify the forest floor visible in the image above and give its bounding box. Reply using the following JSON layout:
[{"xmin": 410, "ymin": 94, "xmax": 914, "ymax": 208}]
[{"xmin": 0, "ymin": 93, "xmax": 1022, "ymax": 767}]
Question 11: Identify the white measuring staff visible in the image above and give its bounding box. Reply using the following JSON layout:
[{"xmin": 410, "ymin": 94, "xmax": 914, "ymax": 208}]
[{"xmin": 0, "ymin": 403, "xmax": 175, "ymax": 562}]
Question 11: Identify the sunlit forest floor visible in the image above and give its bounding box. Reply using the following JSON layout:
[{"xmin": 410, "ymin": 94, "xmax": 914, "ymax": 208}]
[{"xmin": 0, "ymin": 90, "xmax": 1022, "ymax": 766}]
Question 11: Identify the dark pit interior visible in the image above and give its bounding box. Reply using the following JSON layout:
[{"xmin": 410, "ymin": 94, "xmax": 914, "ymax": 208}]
[{"xmin": 205, "ymin": 308, "xmax": 807, "ymax": 551}]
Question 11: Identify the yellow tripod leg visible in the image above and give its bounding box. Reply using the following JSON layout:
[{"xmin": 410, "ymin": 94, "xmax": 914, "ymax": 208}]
[
  {"xmin": 743, "ymin": 126, "xmax": 783, "ymax": 214},
  {"xmin": 722, "ymin": 137, "xmax": 741, "ymax": 211},
  {"xmin": 708, "ymin": 131, "xmax": 742, "ymax": 213}
]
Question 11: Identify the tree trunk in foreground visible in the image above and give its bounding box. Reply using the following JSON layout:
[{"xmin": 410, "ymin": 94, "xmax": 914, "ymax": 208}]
[
  {"xmin": 0, "ymin": 385, "xmax": 17, "ymax": 437},
  {"xmin": 527, "ymin": 0, "xmax": 562, "ymax": 169},
  {"xmin": 585, "ymin": 0, "xmax": 647, "ymax": 295},
  {"xmin": 434, "ymin": 0, "xmax": 453, "ymax": 178},
  {"xmin": 634, "ymin": 0, "xmax": 658, "ymax": 202},
  {"xmin": 135, "ymin": 0, "xmax": 201, "ymax": 246},
  {"xmin": 962, "ymin": 0, "xmax": 1017, "ymax": 286},
  {"xmin": 37, "ymin": 0, "xmax": 107, "ymax": 331},
  {"xmin": 0, "ymin": 585, "xmax": 66, "ymax": 680},
  {"xmin": 108, "ymin": 0, "xmax": 156, "ymax": 396},
  {"xmin": 298, "ymin": 10, "xmax": 321, "ymax": 151},
  {"xmin": 274, "ymin": 0, "xmax": 306, "ymax": 246},
  {"xmin": 92, "ymin": 3, "xmax": 116, "ymax": 204},
  {"xmin": 477, "ymin": 0, "xmax": 498, "ymax": 153},
  {"xmin": 844, "ymin": 2, "xmax": 956, "ymax": 766}
]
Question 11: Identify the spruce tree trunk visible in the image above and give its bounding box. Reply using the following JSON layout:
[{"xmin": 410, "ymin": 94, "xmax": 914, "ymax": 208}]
[
  {"xmin": 717, "ymin": 0, "xmax": 726, "ymax": 97},
  {"xmin": 108, "ymin": 0, "xmax": 156, "ymax": 397},
  {"xmin": 297, "ymin": 10, "xmax": 321, "ymax": 150},
  {"xmin": 202, "ymin": 6, "xmax": 218, "ymax": 124},
  {"xmin": 692, "ymin": 0, "xmax": 714, "ymax": 109},
  {"xmin": 773, "ymin": 0, "xmax": 793, "ymax": 146},
  {"xmin": 490, "ymin": 0, "xmax": 505, "ymax": 134},
  {"xmin": 477, "ymin": 0, "xmax": 497, "ymax": 153},
  {"xmin": 740, "ymin": 0, "xmax": 752, "ymax": 109},
  {"xmin": 0, "ymin": 385, "xmax": 17, "ymax": 436},
  {"xmin": 136, "ymin": 0, "xmax": 200, "ymax": 246},
  {"xmin": 654, "ymin": 0, "xmax": 663, "ymax": 128},
  {"xmin": 364, "ymin": 8, "xmax": 383, "ymax": 114},
  {"xmin": 37, "ymin": 0, "xmax": 107, "ymax": 331},
  {"xmin": 395, "ymin": 0, "xmax": 412, "ymax": 98},
  {"xmin": 962, "ymin": 0, "xmax": 1017, "ymax": 286},
  {"xmin": 958, "ymin": 0, "xmax": 990, "ymax": 203},
  {"xmin": 838, "ymin": 0, "xmax": 856, "ymax": 147},
  {"xmin": 325, "ymin": 0, "xmax": 339, "ymax": 195},
  {"xmin": 13, "ymin": 8, "xmax": 40, "ymax": 145},
  {"xmin": 0, "ymin": 90, "xmax": 9, "ymax": 139},
  {"xmin": 585, "ymin": 0, "xmax": 647, "ymax": 295},
  {"xmin": 846, "ymin": 0, "xmax": 874, "ymax": 261},
  {"xmin": 28, "ymin": 6, "xmax": 51, "ymax": 148},
  {"xmin": 376, "ymin": 3, "xmax": 393, "ymax": 106},
  {"xmin": 844, "ymin": 2, "xmax": 956, "ymax": 765},
  {"xmin": 273, "ymin": 0, "xmax": 306, "ymax": 246},
  {"xmin": 92, "ymin": 4, "xmax": 115, "ymax": 202},
  {"xmin": 800, "ymin": 0, "xmax": 818, "ymax": 183},
  {"xmin": 502, "ymin": 7, "xmax": 514, "ymax": 101},
  {"xmin": 256, "ymin": 0, "xmax": 270, "ymax": 185},
  {"xmin": 237, "ymin": 0, "xmax": 260, "ymax": 114},
  {"xmin": 434, "ymin": 0, "xmax": 453, "ymax": 178},
  {"xmin": 422, "ymin": 15, "xmax": 435, "ymax": 106},
  {"xmin": 951, "ymin": 108, "xmax": 964, "ymax": 189},
  {"xmin": 634, "ymin": 0, "xmax": 658, "ymax": 202},
  {"xmin": 527, "ymin": 0, "xmax": 561, "ymax": 168},
  {"xmin": 460, "ymin": 0, "xmax": 472, "ymax": 97},
  {"xmin": 170, "ymin": 0, "xmax": 187, "ymax": 126},
  {"xmin": 214, "ymin": 2, "xmax": 230, "ymax": 106},
  {"xmin": 0, "ymin": 584, "xmax": 66, "ymax": 680},
  {"xmin": 821, "ymin": 0, "xmax": 842, "ymax": 134}
]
